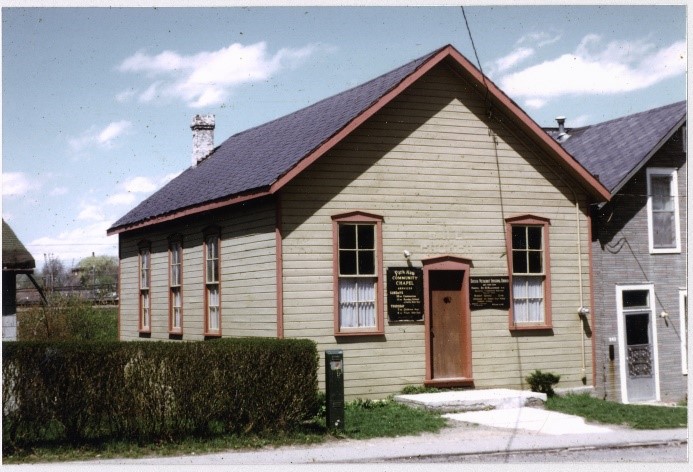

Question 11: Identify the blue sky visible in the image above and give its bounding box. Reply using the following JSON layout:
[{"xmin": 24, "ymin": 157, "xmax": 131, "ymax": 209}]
[{"xmin": 1, "ymin": 4, "xmax": 687, "ymax": 269}]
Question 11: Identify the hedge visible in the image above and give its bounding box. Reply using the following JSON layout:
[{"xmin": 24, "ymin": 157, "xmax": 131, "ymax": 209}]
[{"xmin": 2, "ymin": 338, "xmax": 319, "ymax": 450}]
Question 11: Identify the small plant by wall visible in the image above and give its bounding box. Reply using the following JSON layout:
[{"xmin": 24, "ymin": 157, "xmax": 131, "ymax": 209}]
[{"xmin": 525, "ymin": 370, "xmax": 561, "ymax": 397}]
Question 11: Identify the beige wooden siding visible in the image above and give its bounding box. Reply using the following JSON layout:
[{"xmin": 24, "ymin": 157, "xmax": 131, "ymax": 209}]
[
  {"xmin": 118, "ymin": 199, "xmax": 277, "ymax": 340},
  {"xmin": 281, "ymin": 63, "xmax": 594, "ymax": 398}
]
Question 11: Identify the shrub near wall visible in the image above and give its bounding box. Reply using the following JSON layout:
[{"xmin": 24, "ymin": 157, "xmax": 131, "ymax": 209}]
[{"xmin": 2, "ymin": 338, "xmax": 318, "ymax": 450}]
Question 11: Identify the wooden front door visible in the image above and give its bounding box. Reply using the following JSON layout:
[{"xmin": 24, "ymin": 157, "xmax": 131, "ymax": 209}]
[{"xmin": 429, "ymin": 270, "xmax": 466, "ymax": 379}]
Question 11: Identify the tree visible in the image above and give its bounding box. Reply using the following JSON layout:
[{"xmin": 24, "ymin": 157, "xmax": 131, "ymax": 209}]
[
  {"xmin": 41, "ymin": 254, "xmax": 68, "ymax": 291},
  {"xmin": 76, "ymin": 255, "xmax": 118, "ymax": 297}
]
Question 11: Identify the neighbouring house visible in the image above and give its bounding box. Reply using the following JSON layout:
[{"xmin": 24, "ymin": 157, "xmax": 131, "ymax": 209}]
[
  {"xmin": 548, "ymin": 101, "xmax": 687, "ymax": 404},
  {"xmin": 2, "ymin": 220, "xmax": 38, "ymax": 340},
  {"xmin": 108, "ymin": 44, "xmax": 611, "ymax": 398}
]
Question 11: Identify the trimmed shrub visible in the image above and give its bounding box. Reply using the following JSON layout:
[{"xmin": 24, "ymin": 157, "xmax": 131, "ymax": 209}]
[
  {"xmin": 525, "ymin": 370, "xmax": 561, "ymax": 397},
  {"xmin": 2, "ymin": 338, "xmax": 318, "ymax": 451}
]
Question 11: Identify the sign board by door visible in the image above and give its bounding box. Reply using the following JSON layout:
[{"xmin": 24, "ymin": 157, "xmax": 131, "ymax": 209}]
[
  {"xmin": 387, "ymin": 267, "xmax": 423, "ymax": 321},
  {"xmin": 470, "ymin": 276, "xmax": 510, "ymax": 310}
]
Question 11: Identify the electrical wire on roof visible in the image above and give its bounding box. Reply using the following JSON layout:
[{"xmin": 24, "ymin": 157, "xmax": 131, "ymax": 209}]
[{"xmin": 461, "ymin": 6, "xmax": 491, "ymax": 118}]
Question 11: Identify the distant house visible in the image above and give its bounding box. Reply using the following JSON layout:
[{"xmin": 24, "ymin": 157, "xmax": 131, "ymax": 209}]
[
  {"xmin": 2, "ymin": 220, "xmax": 37, "ymax": 340},
  {"xmin": 549, "ymin": 102, "xmax": 687, "ymax": 403},
  {"xmin": 108, "ymin": 45, "xmax": 611, "ymax": 398}
]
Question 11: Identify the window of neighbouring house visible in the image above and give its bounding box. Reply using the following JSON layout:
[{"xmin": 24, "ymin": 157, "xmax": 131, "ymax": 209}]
[
  {"xmin": 647, "ymin": 168, "xmax": 681, "ymax": 253},
  {"xmin": 169, "ymin": 236, "xmax": 183, "ymax": 334},
  {"xmin": 138, "ymin": 241, "xmax": 151, "ymax": 333},
  {"xmin": 505, "ymin": 215, "xmax": 552, "ymax": 330},
  {"xmin": 204, "ymin": 228, "xmax": 221, "ymax": 336},
  {"xmin": 332, "ymin": 212, "xmax": 384, "ymax": 336}
]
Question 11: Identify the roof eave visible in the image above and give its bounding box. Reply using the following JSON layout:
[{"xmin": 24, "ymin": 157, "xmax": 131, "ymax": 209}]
[{"xmin": 107, "ymin": 187, "xmax": 272, "ymax": 236}]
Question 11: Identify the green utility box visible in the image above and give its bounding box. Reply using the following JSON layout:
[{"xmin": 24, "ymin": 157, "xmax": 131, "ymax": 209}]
[{"xmin": 325, "ymin": 349, "xmax": 344, "ymax": 431}]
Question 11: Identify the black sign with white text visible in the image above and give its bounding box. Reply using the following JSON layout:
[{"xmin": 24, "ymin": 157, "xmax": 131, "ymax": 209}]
[
  {"xmin": 470, "ymin": 276, "xmax": 510, "ymax": 310},
  {"xmin": 387, "ymin": 267, "xmax": 424, "ymax": 321}
]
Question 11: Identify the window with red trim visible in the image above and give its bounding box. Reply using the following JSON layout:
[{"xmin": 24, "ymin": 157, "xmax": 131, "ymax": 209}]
[
  {"xmin": 138, "ymin": 241, "xmax": 151, "ymax": 333},
  {"xmin": 169, "ymin": 236, "xmax": 183, "ymax": 334},
  {"xmin": 332, "ymin": 212, "xmax": 384, "ymax": 336},
  {"xmin": 204, "ymin": 228, "xmax": 221, "ymax": 336},
  {"xmin": 506, "ymin": 216, "xmax": 552, "ymax": 330}
]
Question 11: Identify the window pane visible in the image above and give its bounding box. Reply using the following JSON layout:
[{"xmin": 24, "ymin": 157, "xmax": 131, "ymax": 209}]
[
  {"xmin": 653, "ymin": 212, "xmax": 676, "ymax": 248},
  {"xmin": 651, "ymin": 176, "xmax": 673, "ymax": 210},
  {"xmin": 528, "ymin": 251, "xmax": 542, "ymax": 273},
  {"xmin": 512, "ymin": 251, "xmax": 527, "ymax": 274},
  {"xmin": 339, "ymin": 250, "xmax": 357, "ymax": 275},
  {"xmin": 357, "ymin": 225, "xmax": 374, "ymax": 249},
  {"xmin": 623, "ymin": 290, "xmax": 649, "ymax": 309},
  {"xmin": 339, "ymin": 278, "xmax": 376, "ymax": 328},
  {"xmin": 206, "ymin": 237, "xmax": 217, "ymax": 259},
  {"xmin": 358, "ymin": 250, "xmax": 375, "ymax": 275},
  {"xmin": 207, "ymin": 260, "xmax": 218, "ymax": 283},
  {"xmin": 512, "ymin": 226, "xmax": 526, "ymax": 249},
  {"xmin": 208, "ymin": 286, "xmax": 219, "ymax": 331},
  {"xmin": 527, "ymin": 227, "xmax": 542, "ymax": 250},
  {"xmin": 626, "ymin": 313, "xmax": 650, "ymax": 346},
  {"xmin": 339, "ymin": 225, "xmax": 356, "ymax": 249}
]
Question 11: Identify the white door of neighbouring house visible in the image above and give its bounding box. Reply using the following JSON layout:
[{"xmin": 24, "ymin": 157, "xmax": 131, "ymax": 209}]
[{"xmin": 616, "ymin": 285, "xmax": 660, "ymax": 403}]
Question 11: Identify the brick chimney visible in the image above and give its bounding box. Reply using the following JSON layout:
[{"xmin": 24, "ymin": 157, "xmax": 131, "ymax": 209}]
[{"xmin": 191, "ymin": 114, "xmax": 215, "ymax": 167}]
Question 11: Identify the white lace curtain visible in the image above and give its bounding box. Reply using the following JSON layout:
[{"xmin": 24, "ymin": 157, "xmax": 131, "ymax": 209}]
[
  {"xmin": 512, "ymin": 276, "xmax": 543, "ymax": 322},
  {"xmin": 339, "ymin": 278, "xmax": 376, "ymax": 328}
]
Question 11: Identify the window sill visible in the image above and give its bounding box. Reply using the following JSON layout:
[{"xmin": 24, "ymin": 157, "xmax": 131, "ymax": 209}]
[
  {"xmin": 509, "ymin": 324, "xmax": 553, "ymax": 332},
  {"xmin": 204, "ymin": 332, "xmax": 222, "ymax": 338},
  {"xmin": 649, "ymin": 249, "xmax": 681, "ymax": 255},
  {"xmin": 335, "ymin": 329, "xmax": 384, "ymax": 337}
]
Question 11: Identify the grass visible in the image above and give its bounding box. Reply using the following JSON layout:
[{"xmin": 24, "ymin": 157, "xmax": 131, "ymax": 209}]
[
  {"xmin": 3, "ymin": 397, "xmax": 447, "ymax": 463},
  {"xmin": 546, "ymin": 393, "xmax": 688, "ymax": 429}
]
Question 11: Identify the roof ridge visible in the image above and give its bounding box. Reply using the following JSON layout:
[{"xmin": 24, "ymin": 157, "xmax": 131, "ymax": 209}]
[
  {"xmin": 581, "ymin": 100, "xmax": 686, "ymax": 129},
  {"xmin": 215, "ymin": 46, "xmax": 446, "ymax": 148}
]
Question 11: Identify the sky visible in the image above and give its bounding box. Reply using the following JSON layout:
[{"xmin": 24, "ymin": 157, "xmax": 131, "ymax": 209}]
[{"xmin": 1, "ymin": 4, "xmax": 688, "ymax": 270}]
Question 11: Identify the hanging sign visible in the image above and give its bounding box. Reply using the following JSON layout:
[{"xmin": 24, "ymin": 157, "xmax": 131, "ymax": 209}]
[{"xmin": 387, "ymin": 267, "xmax": 424, "ymax": 321}]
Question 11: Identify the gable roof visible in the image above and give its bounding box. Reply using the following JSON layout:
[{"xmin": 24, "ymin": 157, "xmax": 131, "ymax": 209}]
[
  {"xmin": 2, "ymin": 220, "xmax": 35, "ymax": 272},
  {"xmin": 550, "ymin": 101, "xmax": 686, "ymax": 194},
  {"xmin": 108, "ymin": 44, "xmax": 610, "ymax": 235}
]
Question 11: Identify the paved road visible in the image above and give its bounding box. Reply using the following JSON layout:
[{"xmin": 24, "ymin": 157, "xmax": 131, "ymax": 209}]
[{"xmin": 379, "ymin": 441, "xmax": 688, "ymax": 463}]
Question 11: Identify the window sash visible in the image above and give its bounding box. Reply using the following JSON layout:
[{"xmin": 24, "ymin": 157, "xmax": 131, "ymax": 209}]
[
  {"xmin": 140, "ymin": 249, "xmax": 150, "ymax": 289},
  {"xmin": 171, "ymin": 287, "xmax": 182, "ymax": 329},
  {"xmin": 207, "ymin": 285, "xmax": 220, "ymax": 331},
  {"xmin": 338, "ymin": 277, "xmax": 376, "ymax": 329},
  {"xmin": 141, "ymin": 291, "xmax": 150, "ymax": 328},
  {"xmin": 206, "ymin": 237, "xmax": 219, "ymax": 283},
  {"xmin": 512, "ymin": 275, "xmax": 544, "ymax": 323},
  {"xmin": 170, "ymin": 242, "xmax": 182, "ymax": 287},
  {"xmin": 338, "ymin": 224, "xmax": 376, "ymax": 276}
]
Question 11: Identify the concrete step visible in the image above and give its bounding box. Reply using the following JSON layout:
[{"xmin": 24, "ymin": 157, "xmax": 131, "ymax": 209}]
[{"xmin": 393, "ymin": 388, "xmax": 546, "ymax": 412}]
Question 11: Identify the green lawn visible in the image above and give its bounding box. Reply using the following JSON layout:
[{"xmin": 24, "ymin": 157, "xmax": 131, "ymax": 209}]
[{"xmin": 546, "ymin": 393, "xmax": 688, "ymax": 429}]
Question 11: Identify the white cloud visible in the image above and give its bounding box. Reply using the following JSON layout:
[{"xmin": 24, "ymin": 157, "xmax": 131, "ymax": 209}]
[
  {"xmin": 106, "ymin": 172, "xmax": 181, "ymax": 207},
  {"xmin": 77, "ymin": 204, "xmax": 106, "ymax": 222},
  {"xmin": 499, "ymin": 36, "xmax": 686, "ymax": 109},
  {"xmin": 2, "ymin": 172, "xmax": 37, "ymax": 197},
  {"xmin": 69, "ymin": 120, "xmax": 133, "ymax": 152},
  {"xmin": 493, "ymin": 47, "xmax": 535, "ymax": 74},
  {"xmin": 516, "ymin": 31, "xmax": 562, "ymax": 48},
  {"xmin": 28, "ymin": 220, "xmax": 118, "ymax": 265},
  {"xmin": 119, "ymin": 41, "xmax": 324, "ymax": 108}
]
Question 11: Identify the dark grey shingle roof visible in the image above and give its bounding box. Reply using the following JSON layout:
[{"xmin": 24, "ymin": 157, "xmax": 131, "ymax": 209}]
[
  {"xmin": 2, "ymin": 220, "xmax": 35, "ymax": 271},
  {"xmin": 109, "ymin": 47, "xmax": 446, "ymax": 231},
  {"xmin": 555, "ymin": 101, "xmax": 686, "ymax": 193}
]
